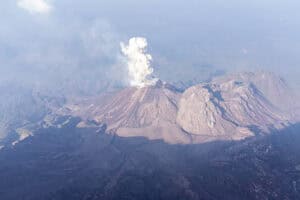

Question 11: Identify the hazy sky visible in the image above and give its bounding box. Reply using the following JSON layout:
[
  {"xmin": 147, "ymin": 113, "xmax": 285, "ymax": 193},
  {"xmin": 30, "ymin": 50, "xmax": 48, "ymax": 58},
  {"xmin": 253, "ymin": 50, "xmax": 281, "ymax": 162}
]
[{"xmin": 1, "ymin": 0, "xmax": 299, "ymax": 92}]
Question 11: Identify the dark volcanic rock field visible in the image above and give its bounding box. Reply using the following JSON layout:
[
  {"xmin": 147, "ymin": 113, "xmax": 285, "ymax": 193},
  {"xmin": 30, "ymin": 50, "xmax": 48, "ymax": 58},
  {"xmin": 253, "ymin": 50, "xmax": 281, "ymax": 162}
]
[{"xmin": 0, "ymin": 117, "xmax": 299, "ymax": 200}]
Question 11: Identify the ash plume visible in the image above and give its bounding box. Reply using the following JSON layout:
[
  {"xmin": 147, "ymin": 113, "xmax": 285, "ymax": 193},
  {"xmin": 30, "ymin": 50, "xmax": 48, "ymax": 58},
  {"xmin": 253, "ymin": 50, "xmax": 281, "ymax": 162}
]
[{"xmin": 120, "ymin": 37, "xmax": 158, "ymax": 88}]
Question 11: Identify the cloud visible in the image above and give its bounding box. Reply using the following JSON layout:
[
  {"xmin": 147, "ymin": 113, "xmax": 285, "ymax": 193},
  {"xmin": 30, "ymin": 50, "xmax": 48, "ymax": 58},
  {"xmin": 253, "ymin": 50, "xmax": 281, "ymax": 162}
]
[{"xmin": 17, "ymin": 0, "xmax": 52, "ymax": 14}]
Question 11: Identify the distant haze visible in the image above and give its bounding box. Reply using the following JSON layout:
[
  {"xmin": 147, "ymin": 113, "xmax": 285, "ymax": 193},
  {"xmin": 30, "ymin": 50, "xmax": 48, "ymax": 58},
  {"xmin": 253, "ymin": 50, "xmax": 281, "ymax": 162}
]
[{"xmin": 1, "ymin": 0, "xmax": 299, "ymax": 92}]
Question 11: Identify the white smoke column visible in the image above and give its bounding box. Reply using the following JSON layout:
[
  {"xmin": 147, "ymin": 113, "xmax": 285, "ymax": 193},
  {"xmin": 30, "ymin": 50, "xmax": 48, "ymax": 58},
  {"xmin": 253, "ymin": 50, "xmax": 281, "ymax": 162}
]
[{"xmin": 120, "ymin": 37, "xmax": 158, "ymax": 88}]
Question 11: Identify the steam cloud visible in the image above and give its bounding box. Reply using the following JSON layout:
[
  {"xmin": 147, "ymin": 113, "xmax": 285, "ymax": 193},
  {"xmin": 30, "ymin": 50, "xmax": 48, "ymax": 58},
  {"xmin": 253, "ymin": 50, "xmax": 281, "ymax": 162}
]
[{"xmin": 120, "ymin": 37, "xmax": 158, "ymax": 88}]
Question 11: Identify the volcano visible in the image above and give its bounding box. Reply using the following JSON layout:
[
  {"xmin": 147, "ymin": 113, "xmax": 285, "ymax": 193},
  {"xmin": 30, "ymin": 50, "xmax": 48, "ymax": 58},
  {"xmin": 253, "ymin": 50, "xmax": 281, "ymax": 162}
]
[
  {"xmin": 77, "ymin": 80, "xmax": 192, "ymax": 144},
  {"xmin": 62, "ymin": 72, "xmax": 298, "ymax": 144}
]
